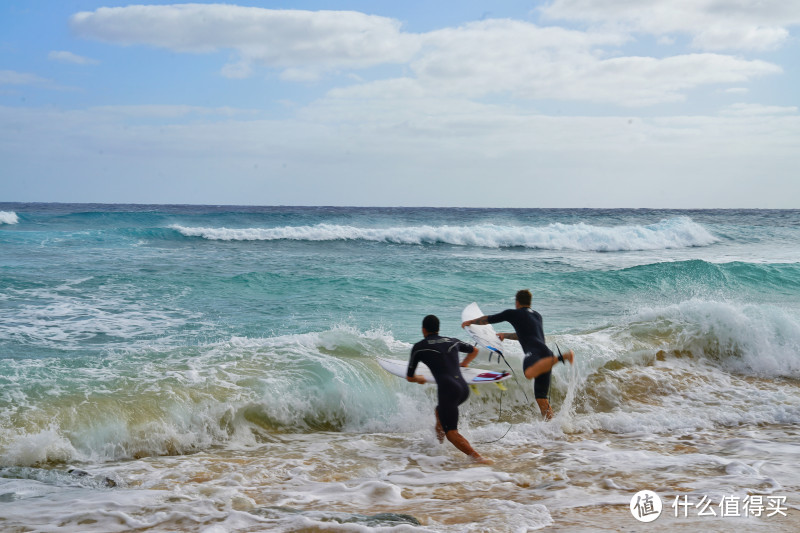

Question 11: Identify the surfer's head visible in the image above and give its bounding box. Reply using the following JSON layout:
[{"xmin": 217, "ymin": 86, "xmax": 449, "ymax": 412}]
[
  {"xmin": 422, "ymin": 314, "xmax": 440, "ymax": 335},
  {"xmin": 516, "ymin": 289, "xmax": 532, "ymax": 307}
]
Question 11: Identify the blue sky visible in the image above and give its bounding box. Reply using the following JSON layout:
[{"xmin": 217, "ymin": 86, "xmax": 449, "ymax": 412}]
[{"xmin": 1, "ymin": 1, "xmax": 799, "ymax": 207}]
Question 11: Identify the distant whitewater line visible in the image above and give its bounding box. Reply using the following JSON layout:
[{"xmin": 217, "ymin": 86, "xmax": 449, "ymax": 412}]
[
  {"xmin": 0, "ymin": 211, "xmax": 19, "ymax": 224},
  {"xmin": 171, "ymin": 216, "xmax": 718, "ymax": 251}
]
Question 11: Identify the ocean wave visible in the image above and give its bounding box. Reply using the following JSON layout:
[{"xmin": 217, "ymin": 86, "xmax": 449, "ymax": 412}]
[
  {"xmin": 567, "ymin": 299, "xmax": 800, "ymax": 381},
  {"xmin": 0, "ymin": 282, "xmax": 203, "ymax": 351},
  {"xmin": 0, "ymin": 327, "xmax": 429, "ymax": 465},
  {"xmin": 170, "ymin": 216, "xmax": 718, "ymax": 251},
  {"xmin": 555, "ymin": 299, "xmax": 800, "ymax": 435},
  {"xmin": 628, "ymin": 300, "xmax": 800, "ymax": 378},
  {"xmin": 0, "ymin": 211, "xmax": 19, "ymax": 225},
  {"xmin": 586, "ymin": 260, "xmax": 800, "ymax": 299},
  {"xmin": 3, "ymin": 309, "xmax": 798, "ymax": 466}
]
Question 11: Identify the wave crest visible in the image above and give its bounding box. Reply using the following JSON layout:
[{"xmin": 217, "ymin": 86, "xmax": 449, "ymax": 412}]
[
  {"xmin": 0, "ymin": 327, "xmax": 427, "ymax": 465},
  {"xmin": 0, "ymin": 211, "xmax": 19, "ymax": 225},
  {"xmin": 171, "ymin": 216, "xmax": 717, "ymax": 251},
  {"xmin": 629, "ymin": 300, "xmax": 800, "ymax": 379}
]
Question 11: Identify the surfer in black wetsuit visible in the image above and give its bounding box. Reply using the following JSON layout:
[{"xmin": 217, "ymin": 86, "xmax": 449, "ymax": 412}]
[
  {"xmin": 406, "ymin": 314, "xmax": 491, "ymax": 464},
  {"xmin": 461, "ymin": 289, "xmax": 574, "ymax": 420}
]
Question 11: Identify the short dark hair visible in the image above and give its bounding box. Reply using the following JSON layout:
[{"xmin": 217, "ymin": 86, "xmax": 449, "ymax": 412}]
[
  {"xmin": 516, "ymin": 289, "xmax": 532, "ymax": 306},
  {"xmin": 422, "ymin": 314, "xmax": 440, "ymax": 333}
]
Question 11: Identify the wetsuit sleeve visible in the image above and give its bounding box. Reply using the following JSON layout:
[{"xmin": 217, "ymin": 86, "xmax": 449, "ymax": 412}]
[
  {"xmin": 487, "ymin": 309, "xmax": 513, "ymax": 325},
  {"xmin": 406, "ymin": 348, "xmax": 420, "ymax": 378},
  {"xmin": 457, "ymin": 341, "xmax": 474, "ymax": 353}
]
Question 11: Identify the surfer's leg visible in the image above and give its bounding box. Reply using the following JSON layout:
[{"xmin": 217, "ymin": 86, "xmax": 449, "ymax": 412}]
[
  {"xmin": 439, "ymin": 397, "xmax": 493, "ymax": 464},
  {"xmin": 535, "ymin": 398, "xmax": 554, "ymax": 420},
  {"xmin": 533, "ymin": 372, "xmax": 554, "ymax": 420},
  {"xmin": 434, "ymin": 408, "xmax": 445, "ymax": 443},
  {"xmin": 445, "ymin": 430, "xmax": 493, "ymax": 464},
  {"xmin": 524, "ymin": 350, "xmax": 574, "ymax": 380}
]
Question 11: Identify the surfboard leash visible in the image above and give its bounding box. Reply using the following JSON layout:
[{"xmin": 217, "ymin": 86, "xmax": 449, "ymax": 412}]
[
  {"xmin": 547, "ymin": 343, "xmax": 563, "ymax": 403},
  {"xmin": 475, "ymin": 387, "xmax": 513, "ymax": 444},
  {"xmin": 496, "ymin": 352, "xmax": 533, "ymax": 406},
  {"xmin": 477, "ymin": 348, "xmax": 567, "ymax": 443}
]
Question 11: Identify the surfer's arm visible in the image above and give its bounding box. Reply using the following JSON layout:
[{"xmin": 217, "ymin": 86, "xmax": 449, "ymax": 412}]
[
  {"xmin": 460, "ymin": 346, "xmax": 479, "ymax": 367},
  {"xmin": 406, "ymin": 351, "xmax": 425, "ymax": 384},
  {"xmin": 497, "ymin": 332, "xmax": 518, "ymax": 341},
  {"xmin": 461, "ymin": 315, "xmax": 489, "ymax": 328}
]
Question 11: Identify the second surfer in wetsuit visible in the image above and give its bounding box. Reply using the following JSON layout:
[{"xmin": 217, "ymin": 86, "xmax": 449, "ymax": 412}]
[
  {"xmin": 462, "ymin": 289, "xmax": 574, "ymax": 420},
  {"xmin": 406, "ymin": 314, "xmax": 492, "ymax": 464}
]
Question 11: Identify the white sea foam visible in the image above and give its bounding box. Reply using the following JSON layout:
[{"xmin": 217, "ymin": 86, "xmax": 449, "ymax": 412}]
[
  {"xmin": 0, "ymin": 284, "xmax": 203, "ymax": 350},
  {"xmin": 0, "ymin": 211, "xmax": 19, "ymax": 224},
  {"xmin": 0, "ymin": 327, "xmax": 430, "ymax": 466},
  {"xmin": 550, "ymin": 298, "xmax": 800, "ymax": 438},
  {"xmin": 629, "ymin": 299, "xmax": 800, "ymax": 379},
  {"xmin": 2, "ymin": 323, "xmax": 799, "ymax": 532},
  {"xmin": 4, "ymin": 309, "xmax": 799, "ymax": 469},
  {"xmin": 171, "ymin": 216, "xmax": 718, "ymax": 251},
  {"xmin": 1, "ymin": 427, "xmax": 78, "ymax": 466}
]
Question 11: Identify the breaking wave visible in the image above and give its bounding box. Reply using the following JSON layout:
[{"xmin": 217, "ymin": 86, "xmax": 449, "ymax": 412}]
[
  {"xmin": 0, "ymin": 211, "xmax": 19, "ymax": 225},
  {"xmin": 171, "ymin": 216, "xmax": 718, "ymax": 251},
  {"xmin": 4, "ymin": 301, "xmax": 800, "ymax": 466}
]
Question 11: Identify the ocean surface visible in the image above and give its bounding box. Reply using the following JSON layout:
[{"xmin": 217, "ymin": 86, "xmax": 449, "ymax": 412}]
[{"xmin": 1, "ymin": 204, "xmax": 799, "ymax": 532}]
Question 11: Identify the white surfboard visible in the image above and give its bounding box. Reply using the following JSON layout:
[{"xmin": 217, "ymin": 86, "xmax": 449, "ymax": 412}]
[
  {"xmin": 461, "ymin": 302, "xmax": 505, "ymax": 361},
  {"xmin": 377, "ymin": 357, "xmax": 510, "ymax": 385}
]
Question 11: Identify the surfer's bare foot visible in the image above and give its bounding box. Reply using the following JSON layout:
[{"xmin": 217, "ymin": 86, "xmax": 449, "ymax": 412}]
[
  {"xmin": 435, "ymin": 423, "xmax": 445, "ymax": 444},
  {"xmin": 536, "ymin": 398, "xmax": 554, "ymax": 420},
  {"xmin": 562, "ymin": 349, "xmax": 574, "ymax": 365},
  {"xmin": 471, "ymin": 453, "xmax": 493, "ymax": 465}
]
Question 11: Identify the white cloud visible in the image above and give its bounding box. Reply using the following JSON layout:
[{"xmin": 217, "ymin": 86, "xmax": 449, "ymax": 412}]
[
  {"xmin": 70, "ymin": 5, "xmax": 421, "ymax": 79},
  {"xmin": 48, "ymin": 50, "xmax": 99, "ymax": 65},
  {"xmin": 328, "ymin": 21, "xmax": 780, "ymax": 107},
  {"xmin": 541, "ymin": 0, "xmax": 800, "ymax": 51},
  {"xmin": 5, "ymin": 4, "xmax": 796, "ymax": 207},
  {"xmin": 3, "ymin": 93, "xmax": 799, "ymax": 206},
  {"xmin": 279, "ymin": 67, "xmax": 324, "ymax": 83},
  {"xmin": 691, "ymin": 24, "xmax": 788, "ymax": 52},
  {"xmin": 86, "ymin": 105, "xmax": 259, "ymax": 118},
  {"xmin": 721, "ymin": 103, "xmax": 799, "ymax": 116},
  {"xmin": 0, "ymin": 70, "xmax": 82, "ymax": 93},
  {"xmin": 68, "ymin": 6, "xmax": 784, "ymax": 107},
  {"xmin": 0, "ymin": 70, "xmax": 52, "ymax": 86},
  {"xmin": 220, "ymin": 60, "xmax": 253, "ymax": 79},
  {"xmin": 410, "ymin": 19, "xmax": 627, "ymax": 98}
]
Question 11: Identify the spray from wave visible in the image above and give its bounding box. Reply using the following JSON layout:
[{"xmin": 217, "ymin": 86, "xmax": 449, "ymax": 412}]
[
  {"xmin": 170, "ymin": 216, "xmax": 718, "ymax": 251},
  {"xmin": 5, "ymin": 301, "xmax": 799, "ymax": 467},
  {"xmin": 0, "ymin": 327, "xmax": 429, "ymax": 466},
  {"xmin": 0, "ymin": 211, "xmax": 19, "ymax": 225},
  {"xmin": 557, "ymin": 299, "xmax": 800, "ymax": 435},
  {"xmin": 623, "ymin": 299, "xmax": 800, "ymax": 379}
]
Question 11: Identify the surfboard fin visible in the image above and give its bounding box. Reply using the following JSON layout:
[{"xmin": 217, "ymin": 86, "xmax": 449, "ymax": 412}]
[
  {"xmin": 494, "ymin": 382, "xmax": 507, "ymax": 391},
  {"xmin": 470, "ymin": 385, "xmax": 480, "ymax": 395}
]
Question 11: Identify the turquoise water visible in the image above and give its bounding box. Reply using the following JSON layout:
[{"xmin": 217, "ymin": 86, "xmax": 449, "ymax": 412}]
[{"xmin": 2, "ymin": 204, "xmax": 800, "ymax": 531}]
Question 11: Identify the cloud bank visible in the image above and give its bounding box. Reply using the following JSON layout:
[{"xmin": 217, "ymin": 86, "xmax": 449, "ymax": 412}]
[
  {"xmin": 68, "ymin": 4, "xmax": 786, "ymax": 107},
  {"xmin": 3, "ymin": 2, "xmax": 796, "ymax": 207},
  {"xmin": 541, "ymin": 0, "xmax": 800, "ymax": 51},
  {"xmin": 71, "ymin": 5, "xmax": 420, "ymax": 81},
  {"xmin": 48, "ymin": 51, "xmax": 99, "ymax": 65}
]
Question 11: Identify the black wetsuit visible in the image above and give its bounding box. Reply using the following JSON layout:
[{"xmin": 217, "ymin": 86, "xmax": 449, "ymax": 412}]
[
  {"xmin": 488, "ymin": 307, "xmax": 554, "ymax": 399},
  {"xmin": 407, "ymin": 334, "xmax": 474, "ymax": 432}
]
